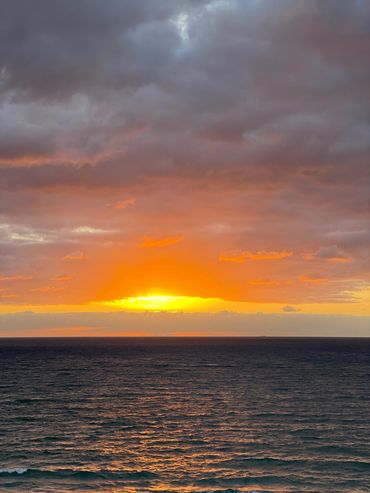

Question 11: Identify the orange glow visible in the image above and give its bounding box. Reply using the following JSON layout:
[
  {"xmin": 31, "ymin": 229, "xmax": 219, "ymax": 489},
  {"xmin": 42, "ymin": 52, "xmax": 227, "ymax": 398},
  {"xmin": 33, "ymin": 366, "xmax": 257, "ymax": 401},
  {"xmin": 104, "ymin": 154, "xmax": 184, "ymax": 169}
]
[
  {"xmin": 104, "ymin": 294, "xmax": 222, "ymax": 312},
  {"xmin": 1, "ymin": 293, "xmax": 370, "ymax": 317}
]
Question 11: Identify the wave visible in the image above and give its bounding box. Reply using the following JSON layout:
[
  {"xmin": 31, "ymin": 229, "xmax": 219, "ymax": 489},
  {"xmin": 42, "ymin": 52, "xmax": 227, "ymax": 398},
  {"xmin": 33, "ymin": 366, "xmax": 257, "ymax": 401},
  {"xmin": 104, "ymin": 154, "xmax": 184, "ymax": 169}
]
[
  {"xmin": 0, "ymin": 468, "xmax": 28, "ymax": 475},
  {"xmin": 0, "ymin": 467, "xmax": 157, "ymax": 480},
  {"xmin": 213, "ymin": 456, "xmax": 370, "ymax": 472},
  {"xmin": 196, "ymin": 474, "xmax": 305, "ymax": 488}
]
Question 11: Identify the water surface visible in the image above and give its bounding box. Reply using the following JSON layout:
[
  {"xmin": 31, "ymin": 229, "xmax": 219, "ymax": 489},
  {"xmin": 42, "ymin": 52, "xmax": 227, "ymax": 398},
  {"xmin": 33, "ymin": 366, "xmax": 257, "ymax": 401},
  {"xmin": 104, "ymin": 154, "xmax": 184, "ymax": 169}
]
[{"xmin": 0, "ymin": 337, "xmax": 369, "ymax": 492}]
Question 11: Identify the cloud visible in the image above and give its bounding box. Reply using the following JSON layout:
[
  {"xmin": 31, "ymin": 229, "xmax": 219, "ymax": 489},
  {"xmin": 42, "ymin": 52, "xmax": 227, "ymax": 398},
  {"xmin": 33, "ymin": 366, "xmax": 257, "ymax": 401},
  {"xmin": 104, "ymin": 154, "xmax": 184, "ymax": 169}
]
[
  {"xmin": 0, "ymin": 274, "xmax": 32, "ymax": 281},
  {"xmin": 299, "ymin": 275, "xmax": 329, "ymax": 285},
  {"xmin": 50, "ymin": 275, "xmax": 72, "ymax": 282},
  {"xmin": 282, "ymin": 305, "xmax": 301, "ymax": 313},
  {"xmin": 112, "ymin": 198, "xmax": 136, "ymax": 209},
  {"xmin": 326, "ymin": 230, "xmax": 370, "ymax": 250},
  {"xmin": 140, "ymin": 235, "xmax": 184, "ymax": 248},
  {"xmin": 219, "ymin": 250, "xmax": 293, "ymax": 262},
  {"xmin": 248, "ymin": 278, "xmax": 280, "ymax": 286},
  {"xmin": 0, "ymin": 0, "xmax": 187, "ymax": 99},
  {"xmin": 0, "ymin": 0, "xmax": 368, "ymax": 190},
  {"xmin": 30, "ymin": 285, "xmax": 66, "ymax": 293},
  {"xmin": 218, "ymin": 251, "xmax": 247, "ymax": 263},
  {"xmin": 299, "ymin": 275, "xmax": 328, "ymax": 285},
  {"xmin": 304, "ymin": 245, "xmax": 352, "ymax": 263},
  {"xmin": 0, "ymin": 223, "xmax": 49, "ymax": 244},
  {"xmin": 0, "ymin": 292, "xmax": 17, "ymax": 299},
  {"xmin": 63, "ymin": 251, "xmax": 88, "ymax": 260},
  {"xmin": 0, "ymin": 0, "xmax": 369, "ymax": 309},
  {"xmin": 72, "ymin": 226, "xmax": 112, "ymax": 235},
  {"xmin": 0, "ymin": 311, "xmax": 369, "ymax": 338}
]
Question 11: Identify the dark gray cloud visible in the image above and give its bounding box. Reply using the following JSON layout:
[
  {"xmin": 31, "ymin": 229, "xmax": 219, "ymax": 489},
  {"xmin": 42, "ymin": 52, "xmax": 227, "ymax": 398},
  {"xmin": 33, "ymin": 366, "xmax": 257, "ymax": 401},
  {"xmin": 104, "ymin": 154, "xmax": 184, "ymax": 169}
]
[
  {"xmin": 0, "ymin": 0, "xmax": 196, "ymax": 98},
  {"xmin": 1, "ymin": 0, "xmax": 369, "ymax": 177}
]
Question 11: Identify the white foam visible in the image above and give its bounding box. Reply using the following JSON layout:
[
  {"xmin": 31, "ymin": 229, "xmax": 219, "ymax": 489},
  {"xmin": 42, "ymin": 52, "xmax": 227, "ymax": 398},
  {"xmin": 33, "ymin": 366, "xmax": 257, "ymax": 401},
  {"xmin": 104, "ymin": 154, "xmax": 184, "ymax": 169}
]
[{"xmin": 0, "ymin": 468, "xmax": 28, "ymax": 474}]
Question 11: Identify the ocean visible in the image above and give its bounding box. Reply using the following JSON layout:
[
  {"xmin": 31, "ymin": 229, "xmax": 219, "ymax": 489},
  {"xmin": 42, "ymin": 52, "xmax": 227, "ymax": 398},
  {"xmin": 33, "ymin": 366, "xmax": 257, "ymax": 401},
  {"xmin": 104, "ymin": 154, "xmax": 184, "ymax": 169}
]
[{"xmin": 0, "ymin": 337, "xmax": 369, "ymax": 493}]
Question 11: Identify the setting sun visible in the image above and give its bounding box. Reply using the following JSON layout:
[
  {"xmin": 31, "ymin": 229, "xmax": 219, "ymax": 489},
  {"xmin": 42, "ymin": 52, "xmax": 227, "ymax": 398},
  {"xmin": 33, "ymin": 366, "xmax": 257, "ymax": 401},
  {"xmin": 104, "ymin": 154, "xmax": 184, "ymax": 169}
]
[{"xmin": 105, "ymin": 294, "xmax": 219, "ymax": 312}]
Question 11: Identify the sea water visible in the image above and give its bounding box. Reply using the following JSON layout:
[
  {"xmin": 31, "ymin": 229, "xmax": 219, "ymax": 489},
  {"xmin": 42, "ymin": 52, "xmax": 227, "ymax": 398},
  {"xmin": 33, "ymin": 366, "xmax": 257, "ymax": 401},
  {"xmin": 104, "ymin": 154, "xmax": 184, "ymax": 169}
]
[{"xmin": 0, "ymin": 337, "xmax": 369, "ymax": 492}]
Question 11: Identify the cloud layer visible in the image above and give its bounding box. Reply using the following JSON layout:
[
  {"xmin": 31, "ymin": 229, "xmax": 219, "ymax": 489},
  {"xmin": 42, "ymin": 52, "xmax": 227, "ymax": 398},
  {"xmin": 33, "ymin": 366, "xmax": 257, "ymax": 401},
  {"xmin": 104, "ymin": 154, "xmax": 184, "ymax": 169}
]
[{"xmin": 0, "ymin": 0, "xmax": 369, "ymax": 311}]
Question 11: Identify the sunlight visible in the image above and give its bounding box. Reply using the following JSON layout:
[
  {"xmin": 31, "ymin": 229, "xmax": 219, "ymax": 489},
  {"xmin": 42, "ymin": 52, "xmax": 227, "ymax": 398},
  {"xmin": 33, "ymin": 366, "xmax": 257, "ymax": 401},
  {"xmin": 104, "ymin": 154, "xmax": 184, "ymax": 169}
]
[{"xmin": 104, "ymin": 294, "xmax": 219, "ymax": 312}]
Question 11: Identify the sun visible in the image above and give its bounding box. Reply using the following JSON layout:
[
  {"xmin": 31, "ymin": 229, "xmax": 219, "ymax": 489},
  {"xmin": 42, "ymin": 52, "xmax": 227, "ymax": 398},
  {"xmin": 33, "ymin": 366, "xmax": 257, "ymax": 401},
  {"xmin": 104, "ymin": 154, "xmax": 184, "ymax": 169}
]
[{"xmin": 103, "ymin": 294, "xmax": 220, "ymax": 312}]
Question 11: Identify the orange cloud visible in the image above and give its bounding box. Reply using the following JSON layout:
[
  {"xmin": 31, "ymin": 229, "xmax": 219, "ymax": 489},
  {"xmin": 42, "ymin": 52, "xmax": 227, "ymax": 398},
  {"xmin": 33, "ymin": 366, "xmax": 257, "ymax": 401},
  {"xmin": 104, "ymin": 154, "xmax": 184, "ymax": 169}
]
[
  {"xmin": 31, "ymin": 286, "xmax": 66, "ymax": 293},
  {"xmin": 0, "ymin": 287, "xmax": 18, "ymax": 299},
  {"xmin": 140, "ymin": 235, "xmax": 184, "ymax": 248},
  {"xmin": 114, "ymin": 197, "xmax": 136, "ymax": 209},
  {"xmin": 50, "ymin": 275, "xmax": 72, "ymax": 281},
  {"xmin": 248, "ymin": 278, "xmax": 279, "ymax": 286},
  {"xmin": 63, "ymin": 251, "xmax": 88, "ymax": 260},
  {"xmin": 218, "ymin": 251, "xmax": 246, "ymax": 263},
  {"xmin": 0, "ymin": 293, "xmax": 17, "ymax": 299},
  {"xmin": 219, "ymin": 250, "xmax": 293, "ymax": 262},
  {"xmin": 0, "ymin": 274, "xmax": 33, "ymax": 281},
  {"xmin": 299, "ymin": 275, "xmax": 328, "ymax": 285}
]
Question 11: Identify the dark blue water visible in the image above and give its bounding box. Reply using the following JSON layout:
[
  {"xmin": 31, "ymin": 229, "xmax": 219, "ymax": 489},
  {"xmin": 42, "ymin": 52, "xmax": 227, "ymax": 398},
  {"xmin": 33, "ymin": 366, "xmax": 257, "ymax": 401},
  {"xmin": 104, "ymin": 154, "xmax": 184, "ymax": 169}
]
[{"xmin": 0, "ymin": 337, "xmax": 369, "ymax": 493}]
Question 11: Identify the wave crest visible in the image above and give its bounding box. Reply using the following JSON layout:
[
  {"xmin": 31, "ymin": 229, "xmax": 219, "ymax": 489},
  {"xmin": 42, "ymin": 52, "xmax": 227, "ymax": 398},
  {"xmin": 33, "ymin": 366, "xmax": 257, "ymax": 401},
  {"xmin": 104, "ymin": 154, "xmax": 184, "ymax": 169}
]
[{"xmin": 0, "ymin": 467, "xmax": 156, "ymax": 480}]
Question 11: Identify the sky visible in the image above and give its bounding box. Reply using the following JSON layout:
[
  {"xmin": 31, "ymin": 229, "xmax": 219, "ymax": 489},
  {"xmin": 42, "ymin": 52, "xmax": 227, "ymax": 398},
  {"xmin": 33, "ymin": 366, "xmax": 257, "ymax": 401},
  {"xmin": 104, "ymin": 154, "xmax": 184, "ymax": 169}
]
[{"xmin": 0, "ymin": 0, "xmax": 369, "ymax": 336}]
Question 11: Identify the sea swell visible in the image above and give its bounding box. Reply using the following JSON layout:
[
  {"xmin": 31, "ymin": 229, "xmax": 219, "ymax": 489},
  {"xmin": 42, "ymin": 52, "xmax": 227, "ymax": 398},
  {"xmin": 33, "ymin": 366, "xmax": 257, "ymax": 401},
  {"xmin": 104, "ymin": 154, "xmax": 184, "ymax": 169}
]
[
  {"xmin": 213, "ymin": 456, "xmax": 370, "ymax": 472},
  {"xmin": 1, "ymin": 337, "xmax": 369, "ymax": 493},
  {"xmin": 0, "ymin": 467, "xmax": 157, "ymax": 480}
]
